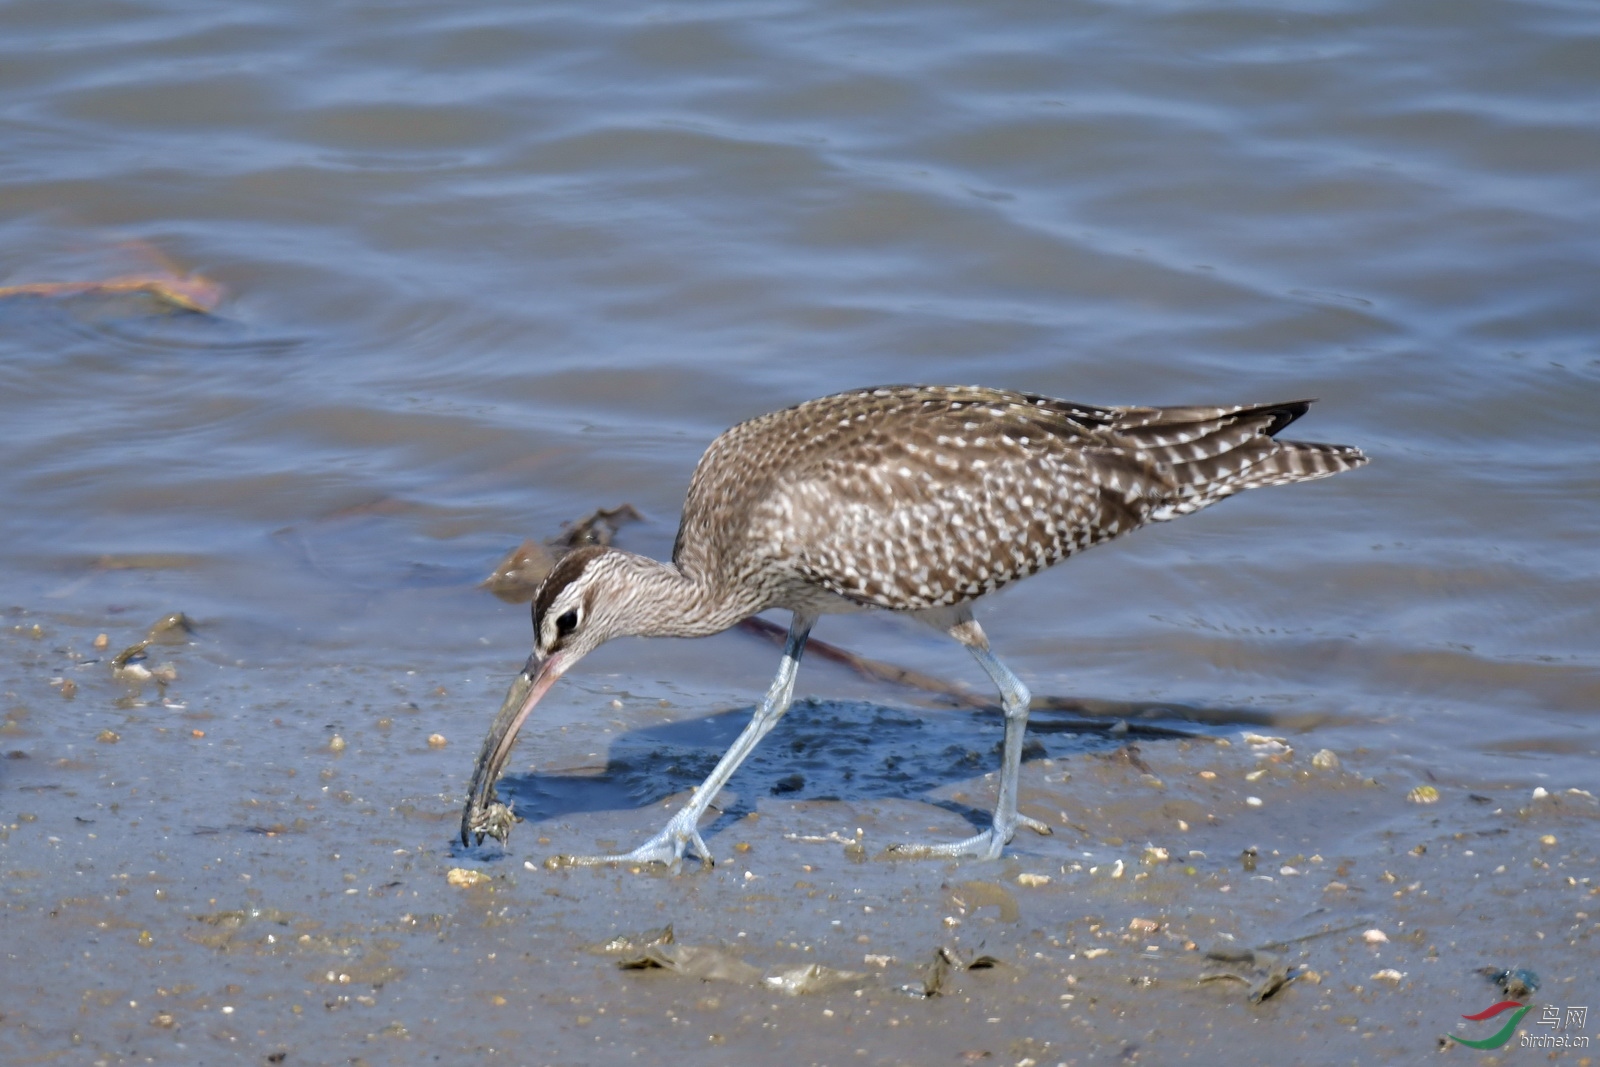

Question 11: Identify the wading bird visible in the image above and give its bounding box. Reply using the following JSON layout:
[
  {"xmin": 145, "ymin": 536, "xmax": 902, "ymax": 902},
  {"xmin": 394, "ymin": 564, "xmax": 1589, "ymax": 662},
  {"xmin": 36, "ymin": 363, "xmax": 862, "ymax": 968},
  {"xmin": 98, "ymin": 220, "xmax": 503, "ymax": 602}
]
[{"xmin": 461, "ymin": 385, "xmax": 1365, "ymax": 867}]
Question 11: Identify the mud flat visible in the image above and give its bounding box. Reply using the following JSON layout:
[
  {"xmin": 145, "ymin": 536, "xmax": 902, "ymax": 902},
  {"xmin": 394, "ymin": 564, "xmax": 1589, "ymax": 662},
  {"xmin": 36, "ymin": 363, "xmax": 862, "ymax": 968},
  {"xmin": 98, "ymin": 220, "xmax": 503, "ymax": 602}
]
[{"xmin": 2, "ymin": 611, "xmax": 1594, "ymax": 1066}]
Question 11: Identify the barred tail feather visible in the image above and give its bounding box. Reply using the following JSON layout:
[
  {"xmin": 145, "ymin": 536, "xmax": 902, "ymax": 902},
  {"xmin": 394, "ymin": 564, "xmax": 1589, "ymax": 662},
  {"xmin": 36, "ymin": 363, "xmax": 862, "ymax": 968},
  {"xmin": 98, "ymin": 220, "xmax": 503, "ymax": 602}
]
[{"xmin": 1149, "ymin": 436, "xmax": 1367, "ymax": 521}]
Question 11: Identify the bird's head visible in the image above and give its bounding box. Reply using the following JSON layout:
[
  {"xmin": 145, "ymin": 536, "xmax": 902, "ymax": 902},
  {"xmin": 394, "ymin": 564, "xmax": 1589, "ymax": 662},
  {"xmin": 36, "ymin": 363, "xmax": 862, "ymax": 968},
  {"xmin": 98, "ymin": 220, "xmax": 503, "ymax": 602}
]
[
  {"xmin": 527, "ymin": 545, "xmax": 641, "ymax": 664},
  {"xmin": 459, "ymin": 545, "xmax": 649, "ymax": 845}
]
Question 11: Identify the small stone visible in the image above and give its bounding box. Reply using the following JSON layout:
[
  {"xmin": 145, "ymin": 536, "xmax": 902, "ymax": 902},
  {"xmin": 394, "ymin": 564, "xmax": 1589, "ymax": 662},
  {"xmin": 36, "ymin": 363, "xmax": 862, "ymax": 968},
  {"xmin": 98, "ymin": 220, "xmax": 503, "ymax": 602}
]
[
  {"xmin": 1539, "ymin": 834, "xmax": 1557, "ymax": 846},
  {"xmin": 1142, "ymin": 846, "xmax": 1169, "ymax": 865},
  {"xmin": 1017, "ymin": 873, "xmax": 1051, "ymax": 887},
  {"xmin": 93, "ymin": 633, "xmax": 109, "ymax": 650},
  {"xmin": 1531, "ymin": 786, "xmax": 1549, "ymax": 799},
  {"xmin": 427, "ymin": 733, "xmax": 447, "ymax": 748},
  {"xmin": 1407, "ymin": 785, "xmax": 1440, "ymax": 804},
  {"xmin": 1311, "ymin": 749, "xmax": 1340, "ymax": 770},
  {"xmin": 328, "ymin": 734, "xmax": 346, "ymax": 753},
  {"xmin": 1245, "ymin": 796, "xmax": 1263, "ymax": 807},
  {"xmin": 1197, "ymin": 770, "xmax": 1217, "ymax": 779},
  {"xmin": 1128, "ymin": 917, "xmax": 1160, "ymax": 934},
  {"xmin": 97, "ymin": 729, "xmax": 120, "ymax": 744},
  {"xmin": 1082, "ymin": 948, "xmax": 1110, "ymax": 959},
  {"xmin": 1372, "ymin": 968, "xmax": 1406, "ymax": 983},
  {"xmin": 1362, "ymin": 929, "xmax": 1389, "ymax": 944},
  {"xmin": 60, "ymin": 679, "xmax": 78, "ymax": 699},
  {"xmin": 447, "ymin": 868, "xmax": 491, "ymax": 889}
]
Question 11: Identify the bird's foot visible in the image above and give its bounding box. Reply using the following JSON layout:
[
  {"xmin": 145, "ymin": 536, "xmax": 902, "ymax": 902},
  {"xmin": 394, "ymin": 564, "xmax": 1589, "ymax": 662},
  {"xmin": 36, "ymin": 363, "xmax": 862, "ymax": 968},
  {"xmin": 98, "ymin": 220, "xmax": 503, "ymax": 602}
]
[
  {"xmin": 548, "ymin": 811, "xmax": 714, "ymax": 872},
  {"xmin": 883, "ymin": 812, "xmax": 1050, "ymax": 861},
  {"xmin": 885, "ymin": 827, "xmax": 1007, "ymax": 861}
]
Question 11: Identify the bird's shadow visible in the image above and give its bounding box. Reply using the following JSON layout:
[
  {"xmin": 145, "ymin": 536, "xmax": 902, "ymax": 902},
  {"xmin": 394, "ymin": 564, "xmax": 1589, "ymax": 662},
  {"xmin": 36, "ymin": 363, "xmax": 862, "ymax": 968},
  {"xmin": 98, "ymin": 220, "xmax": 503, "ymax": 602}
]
[{"xmin": 483, "ymin": 697, "xmax": 1206, "ymax": 851}]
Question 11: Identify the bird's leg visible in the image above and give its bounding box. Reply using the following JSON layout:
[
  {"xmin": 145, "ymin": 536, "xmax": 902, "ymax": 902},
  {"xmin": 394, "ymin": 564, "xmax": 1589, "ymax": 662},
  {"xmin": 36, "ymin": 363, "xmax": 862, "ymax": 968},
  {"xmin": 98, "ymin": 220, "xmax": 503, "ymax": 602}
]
[
  {"xmin": 555, "ymin": 613, "xmax": 814, "ymax": 871},
  {"xmin": 887, "ymin": 618, "xmax": 1050, "ymax": 860}
]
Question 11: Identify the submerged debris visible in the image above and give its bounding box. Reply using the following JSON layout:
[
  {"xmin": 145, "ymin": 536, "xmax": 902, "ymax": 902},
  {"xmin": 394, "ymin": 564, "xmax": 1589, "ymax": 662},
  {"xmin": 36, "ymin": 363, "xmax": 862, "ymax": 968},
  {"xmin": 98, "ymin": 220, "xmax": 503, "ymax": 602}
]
[
  {"xmin": 112, "ymin": 612, "xmax": 194, "ymax": 694},
  {"xmin": 617, "ymin": 944, "xmax": 763, "ymax": 985},
  {"xmin": 1242, "ymin": 733, "xmax": 1292, "ymax": 759},
  {"xmin": 482, "ymin": 505, "xmax": 644, "ymax": 602},
  {"xmin": 764, "ymin": 962, "xmax": 866, "ymax": 995},
  {"xmin": 0, "ymin": 253, "xmax": 223, "ymax": 315},
  {"xmin": 912, "ymin": 946, "xmax": 1002, "ymax": 998},
  {"xmin": 593, "ymin": 925, "xmax": 675, "ymax": 955},
  {"xmin": 1198, "ymin": 946, "xmax": 1305, "ymax": 1004},
  {"xmin": 1407, "ymin": 785, "xmax": 1440, "ymax": 804},
  {"xmin": 446, "ymin": 868, "xmax": 491, "ymax": 889}
]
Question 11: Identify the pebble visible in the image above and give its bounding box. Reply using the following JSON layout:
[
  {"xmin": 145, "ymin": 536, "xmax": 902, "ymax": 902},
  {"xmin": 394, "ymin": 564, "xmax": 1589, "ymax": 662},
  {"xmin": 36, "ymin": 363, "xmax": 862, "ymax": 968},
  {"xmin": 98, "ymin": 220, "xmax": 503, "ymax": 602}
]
[
  {"xmin": 1016, "ymin": 873, "xmax": 1051, "ymax": 887},
  {"xmin": 1311, "ymin": 749, "xmax": 1340, "ymax": 770},
  {"xmin": 1362, "ymin": 929, "xmax": 1389, "ymax": 944},
  {"xmin": 1407, "ymin": 785, "xmax": 1440, "ymax": 804},
  {"xmin": 446, "ymin": 868, "xmax": 491, "ymax": 889},
  {"xmin": 427, "ymin": 733, "xmax": 447, "ymax": 747}
]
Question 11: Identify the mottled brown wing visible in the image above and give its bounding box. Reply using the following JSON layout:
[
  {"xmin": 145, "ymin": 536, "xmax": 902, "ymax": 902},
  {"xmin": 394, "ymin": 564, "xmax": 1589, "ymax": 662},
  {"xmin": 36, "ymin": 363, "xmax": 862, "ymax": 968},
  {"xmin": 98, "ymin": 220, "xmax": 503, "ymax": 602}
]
[{"xmin": 675, "ymin": 385, "xmax": 1366, "ymax": 611}]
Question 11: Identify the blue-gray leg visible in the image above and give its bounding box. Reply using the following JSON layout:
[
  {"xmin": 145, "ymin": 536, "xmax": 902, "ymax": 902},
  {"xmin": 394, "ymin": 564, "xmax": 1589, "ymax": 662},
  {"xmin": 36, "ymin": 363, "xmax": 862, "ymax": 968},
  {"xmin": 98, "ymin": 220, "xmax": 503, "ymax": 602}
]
[
  {"xmin": 887, "ymin": 617, "xmax": 1051, "ymax": 859},
  {"xmin": 557, "ymin": 613, "xmax": 815, "ymax": 871}
]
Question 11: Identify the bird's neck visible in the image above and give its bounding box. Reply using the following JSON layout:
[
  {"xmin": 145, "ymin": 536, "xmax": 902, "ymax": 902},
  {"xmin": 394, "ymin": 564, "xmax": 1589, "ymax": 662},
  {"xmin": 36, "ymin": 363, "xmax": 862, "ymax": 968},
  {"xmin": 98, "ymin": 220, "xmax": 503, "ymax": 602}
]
[{"xmin": 612, "ymin": 552, "xmax": 760, "ymax": 639}]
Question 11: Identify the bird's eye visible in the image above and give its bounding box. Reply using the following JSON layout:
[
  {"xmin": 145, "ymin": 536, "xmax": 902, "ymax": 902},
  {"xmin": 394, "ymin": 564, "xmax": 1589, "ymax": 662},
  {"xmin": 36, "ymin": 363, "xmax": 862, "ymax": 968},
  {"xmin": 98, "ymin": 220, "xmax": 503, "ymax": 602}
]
[{"xmin": 555, "ymin": 609, "xmax": 580, "ymax": 636}]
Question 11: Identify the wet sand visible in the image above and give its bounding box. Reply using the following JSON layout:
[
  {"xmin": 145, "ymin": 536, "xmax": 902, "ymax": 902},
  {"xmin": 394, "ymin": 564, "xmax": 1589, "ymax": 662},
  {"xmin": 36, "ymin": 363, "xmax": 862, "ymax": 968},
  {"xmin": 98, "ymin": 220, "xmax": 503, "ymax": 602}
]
[{"xmin": 2, "ymin": 610, "xmax": 1594, "ymax": 1065}]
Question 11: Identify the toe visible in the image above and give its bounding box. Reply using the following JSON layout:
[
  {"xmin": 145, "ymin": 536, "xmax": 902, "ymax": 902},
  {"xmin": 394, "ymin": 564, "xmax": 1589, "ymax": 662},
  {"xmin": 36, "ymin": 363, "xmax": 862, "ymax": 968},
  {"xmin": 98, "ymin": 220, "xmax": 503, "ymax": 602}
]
[{"xmin": 1019, "ymin": 814, "xmax": 1052, "ymax": 836}]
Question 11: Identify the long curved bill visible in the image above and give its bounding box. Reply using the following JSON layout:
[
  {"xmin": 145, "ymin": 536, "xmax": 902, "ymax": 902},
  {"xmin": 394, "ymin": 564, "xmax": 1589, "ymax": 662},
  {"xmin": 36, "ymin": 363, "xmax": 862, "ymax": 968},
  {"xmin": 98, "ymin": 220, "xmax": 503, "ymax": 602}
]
[{"xmin": 459, "ymin": 651, "xmax": 567, "ymax": 847}]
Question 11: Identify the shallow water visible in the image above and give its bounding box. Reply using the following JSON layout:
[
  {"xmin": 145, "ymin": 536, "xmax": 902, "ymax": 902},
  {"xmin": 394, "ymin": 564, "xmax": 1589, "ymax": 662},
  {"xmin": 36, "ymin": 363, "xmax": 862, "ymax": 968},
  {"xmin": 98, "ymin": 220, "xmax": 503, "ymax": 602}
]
[{"xmin": 1, "ymin": 0, "xmax": 1597, "ymax": 1063}]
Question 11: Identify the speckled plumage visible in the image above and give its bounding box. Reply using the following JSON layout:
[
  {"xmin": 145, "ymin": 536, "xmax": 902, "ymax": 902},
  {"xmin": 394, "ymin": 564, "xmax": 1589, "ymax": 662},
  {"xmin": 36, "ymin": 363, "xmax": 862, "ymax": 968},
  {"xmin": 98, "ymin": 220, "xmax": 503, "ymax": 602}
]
[
  {"xmin": 461, "ymin": 384, "xmax": 1366, "ymax": 865},
  {"xmin": 671, "ymin": 384, "xmax": 1366, "ymax": 621}
]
